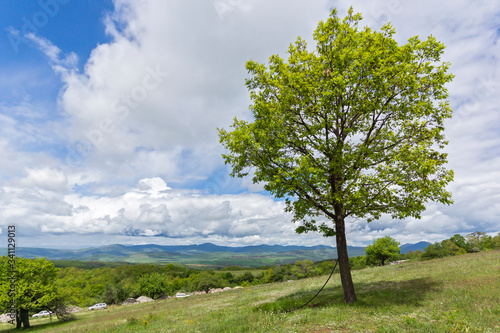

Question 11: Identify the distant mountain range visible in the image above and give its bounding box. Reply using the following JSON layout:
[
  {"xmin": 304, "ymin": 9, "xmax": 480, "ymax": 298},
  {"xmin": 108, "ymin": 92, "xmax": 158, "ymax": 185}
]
[
  {"xmin": 1, "ymin": 241, "xmax": 431, "ymax": 267},
  {"xmin": 400, "ymin": 241, "xmax": 431, "ymax": 254}
]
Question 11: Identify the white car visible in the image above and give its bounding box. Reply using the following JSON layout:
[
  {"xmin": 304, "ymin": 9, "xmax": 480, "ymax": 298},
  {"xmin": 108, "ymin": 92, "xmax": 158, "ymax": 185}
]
[
  {"xmin": 32, "ymin": 310, "xmax": 52, "ymax": 318},
  {"xmin": 88, "ymin": 303, "xmax": 107, "ymax": 311}
]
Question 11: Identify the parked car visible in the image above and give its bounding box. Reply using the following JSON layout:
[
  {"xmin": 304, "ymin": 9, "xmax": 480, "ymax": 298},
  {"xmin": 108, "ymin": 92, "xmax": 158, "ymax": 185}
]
[
  {"xmin": 32, "ymin": 310, "xmax": 52, "ymax": 318},
  {"xmin": 88, "ymin": 303, "xmax": 107, "ymax": 310}
]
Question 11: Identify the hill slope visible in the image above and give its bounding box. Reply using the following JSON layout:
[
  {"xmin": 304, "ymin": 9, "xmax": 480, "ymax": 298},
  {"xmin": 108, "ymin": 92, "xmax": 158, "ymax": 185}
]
[{"xmin": 2, "ymin": 250, "xmax": 498, "ymax": 332}]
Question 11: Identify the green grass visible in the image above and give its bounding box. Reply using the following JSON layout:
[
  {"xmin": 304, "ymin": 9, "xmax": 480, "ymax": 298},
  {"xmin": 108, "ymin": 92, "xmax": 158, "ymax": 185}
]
[{"xmin": 1, "ymin": 250, "xmax": 499, "ymax": 332}]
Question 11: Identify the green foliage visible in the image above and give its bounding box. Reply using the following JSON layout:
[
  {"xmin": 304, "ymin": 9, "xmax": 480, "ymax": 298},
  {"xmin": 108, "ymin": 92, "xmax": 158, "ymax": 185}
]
[
  {"xmin": 290, "ymin": 260, "xmax": 316, "ymax": 279},
  {"xmin": 421, "ymin": 232, "xmax": 499, "ymax": 261},
  {"xmin": 421, "ymin": 242, "xmax": 448, "ymax": 260},
  {"xmin": 441, "ymin": 239, "xmax": 464, "ymax": 256},
  {"xmin": 219, "ymin": 7, "xmax": 453, "ymax": 303},
  {"xmin": 466, "ymin": 231, "xmax": 493, "ymax": 251},
  {"xmin": 188, "ymin": 271, "xmax": 225, "ymax": 293},
  {"xmin": 365, "ymin": 236, "xmax": 401, "ymax": 266},
  {"xmin": 102, "ymin": 283, "xmax": 129, "ymax": 305},
  {"xmin": 219, "ymin": 7, "xmax": 453, "ymax": 235},
  {"xmin": 236, "ymin": 271, "xmax": 256, "ymax": 284},
  {"xmin": 260, "ymin": 266, "xmax": 286, "ymax": 284},
  {"xmin": 0, "ymin": 257, "xmax": 61, "ymax": 328},
  {"xmin": 349, "ymin": 255, "xmax": 378, "ymax": 269},
  {"xmin": 138, "ymin": 272, "xmax": 170, "ymax": 299},
  {"xmin": 492, "ymin": 233, "xmax": 500, "ymax": 249},
  {"xmin": 449, "ymin": 234, "xmax": 470, "ymax": 252}
]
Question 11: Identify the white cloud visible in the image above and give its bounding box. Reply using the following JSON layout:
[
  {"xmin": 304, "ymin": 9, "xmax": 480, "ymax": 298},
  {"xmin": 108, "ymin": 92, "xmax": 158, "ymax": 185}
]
[
  {"xmin": 0, "ymin": 0, "xmax": 499, "ymax": 248},
  {"xmin": 51, "ymin": 0, "xmax": 333, "ymax": 182},
  {"xmin": 22, "ymin": 167, "xmax": 68, "ymax": 192}
]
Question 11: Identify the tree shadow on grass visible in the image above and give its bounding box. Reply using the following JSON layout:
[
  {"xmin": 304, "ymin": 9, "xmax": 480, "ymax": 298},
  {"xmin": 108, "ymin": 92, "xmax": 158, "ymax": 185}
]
[{"xmin": 255, "ymin": 277, "xmax": 442, "ymax": 313}]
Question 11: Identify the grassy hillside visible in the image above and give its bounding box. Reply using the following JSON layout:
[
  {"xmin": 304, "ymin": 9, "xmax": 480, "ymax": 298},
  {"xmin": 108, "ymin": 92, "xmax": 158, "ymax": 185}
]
[{"xmin": 1, "ymin": 250, "xmax": 498, "ymax": 332}]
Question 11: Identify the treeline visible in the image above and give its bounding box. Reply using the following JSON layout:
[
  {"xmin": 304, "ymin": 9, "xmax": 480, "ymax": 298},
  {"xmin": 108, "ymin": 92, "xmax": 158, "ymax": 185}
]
[
  {"xmin": 419, "ymin": 231, "xmax": 500, "ymax": 260},
  {"xmin": 348, "ymin": 231, "xmax": 500, "ymax": 270}
]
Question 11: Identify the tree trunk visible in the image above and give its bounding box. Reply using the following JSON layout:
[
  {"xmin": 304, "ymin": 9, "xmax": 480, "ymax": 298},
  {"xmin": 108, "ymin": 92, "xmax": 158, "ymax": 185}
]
[
  {"xmin": 20, "ymin": 308, "xmax": 30, "ymax": 328},
  {"xmin": 16, "ymin": 312, "xmax": 21, "ymax": 329},
  {"xmin": 335, "ymin": 216, "xmax": 357, "ymax": 304}
]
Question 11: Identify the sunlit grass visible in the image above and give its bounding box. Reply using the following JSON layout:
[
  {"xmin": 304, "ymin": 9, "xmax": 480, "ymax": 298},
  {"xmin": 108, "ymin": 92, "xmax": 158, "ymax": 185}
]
[{"xmin": 1, "ymin": 250, "xmax": 498, "ymax": 332}]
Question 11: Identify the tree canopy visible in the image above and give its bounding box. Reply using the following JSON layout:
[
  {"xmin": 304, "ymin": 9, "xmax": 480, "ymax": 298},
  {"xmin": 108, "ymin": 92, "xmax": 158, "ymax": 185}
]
[
  {"xmin": 0, "ymin": 257, "xmax": 60, "ymax": 328},
  {"xmin": 219, "ymin": 8, "xmax": 454, "ymax": 303},
  {"xmin": 365, "ymin": 236, "xmax": 401, "ymax": 266}
]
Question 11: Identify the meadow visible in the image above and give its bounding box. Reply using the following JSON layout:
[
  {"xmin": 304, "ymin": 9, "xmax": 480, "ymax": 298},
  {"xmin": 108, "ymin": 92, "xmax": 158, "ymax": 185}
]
[{"xmin": 1, "ymin": 250, "xmax": 498, "ymax": 332}]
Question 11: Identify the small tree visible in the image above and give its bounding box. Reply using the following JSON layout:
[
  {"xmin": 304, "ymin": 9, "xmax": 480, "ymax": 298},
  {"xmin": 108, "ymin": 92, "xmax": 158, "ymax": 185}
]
[
  {"xmin": 441, "ymin": 239, "xmax": 465, "ymax": 255},
  {"xmin": 0, "ymin": 257, "xmax": 60, "ymax": 328},
  {"xmin": 219, "ymin": 8, "xmax": 454, "ymax": 303},
  {"xmin": 365, "ymin": 236, "xmax": 401, "ymax": 266},
  {"xmin": 449, "ymin": 234, "xmax": 471, "ymax": 253},
  {"xmin": 466, "ymin": 231, "xmax": 492, "ymax": 252}
]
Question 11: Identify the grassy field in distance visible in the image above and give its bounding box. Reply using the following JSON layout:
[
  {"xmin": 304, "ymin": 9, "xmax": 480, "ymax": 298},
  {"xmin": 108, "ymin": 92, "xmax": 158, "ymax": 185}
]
[{"xmin": 1, "ymin": 250, "xmax": 498, "ymax": 332}]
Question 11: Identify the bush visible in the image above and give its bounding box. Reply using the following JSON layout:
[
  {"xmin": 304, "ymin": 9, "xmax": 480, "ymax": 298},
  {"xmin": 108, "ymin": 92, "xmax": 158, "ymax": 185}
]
[
  {"xmin": 236, "ymin": 272, "xmax": 255, "ymax": 284},
  {"xmin": 421, "ymin": 242, "xmax": 448, "ymax": 260},
  {"xmin": 349, "ymin": 255, "xmax": 368, "ymax": 269},
  {"xmin": 492, "ymin": 233, "xmax": 500, "ymax": 249},
  {"xmin": 189, "ymin": 271, "xmax": 225, "ymax": 293}
]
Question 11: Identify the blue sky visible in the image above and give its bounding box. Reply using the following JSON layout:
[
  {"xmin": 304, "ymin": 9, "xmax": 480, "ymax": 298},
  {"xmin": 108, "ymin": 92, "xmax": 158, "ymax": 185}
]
[{"xmin": 0, "ymin": 0, "xmax": 499, "ymax": 249}]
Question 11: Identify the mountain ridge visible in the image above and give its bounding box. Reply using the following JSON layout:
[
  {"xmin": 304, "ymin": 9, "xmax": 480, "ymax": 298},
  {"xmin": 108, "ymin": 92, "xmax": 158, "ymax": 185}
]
[{"xmin": 3, "ymin": 241, "xmax": 430, "ymax": 263}]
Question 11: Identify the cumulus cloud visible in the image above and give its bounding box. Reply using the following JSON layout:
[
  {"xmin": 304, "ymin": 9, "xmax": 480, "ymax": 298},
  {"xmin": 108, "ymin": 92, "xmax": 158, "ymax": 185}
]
[
  {"xmin": 0, "ymin": 176, "xmax": 306, "ymax": 246},
  {"xmin": 52, "ymin": 0, "xmax": 333, "ymax": 182},
  {"xmin": 22, "ymin": 167, "xmax": 68, "ymax": 192},
  {"xmin": 0, "ymin": 0, "xmax": 499, "ymax": 248}
]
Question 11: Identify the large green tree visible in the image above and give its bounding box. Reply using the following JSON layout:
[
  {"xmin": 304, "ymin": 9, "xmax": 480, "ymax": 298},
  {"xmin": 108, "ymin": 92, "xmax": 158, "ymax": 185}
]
[
  {"xmin": 0, "ymin": 257, "xmax": 60, "ymax": 328},
  {"xmin": 365, "ymin": 236, "xmax": 401, "ymax": 266},
  {"xmin": 219, "ymin": 8, "xmax": 454, "ymax": 304}
]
